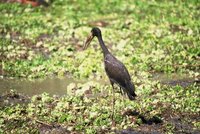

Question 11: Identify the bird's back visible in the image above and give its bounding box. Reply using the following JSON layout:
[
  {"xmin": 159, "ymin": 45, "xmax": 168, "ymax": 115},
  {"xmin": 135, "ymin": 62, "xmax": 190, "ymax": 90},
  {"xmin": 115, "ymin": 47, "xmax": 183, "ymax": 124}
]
[{"xmin": 104, "ymin": 54, "xmax": 136, "ymax": 100}]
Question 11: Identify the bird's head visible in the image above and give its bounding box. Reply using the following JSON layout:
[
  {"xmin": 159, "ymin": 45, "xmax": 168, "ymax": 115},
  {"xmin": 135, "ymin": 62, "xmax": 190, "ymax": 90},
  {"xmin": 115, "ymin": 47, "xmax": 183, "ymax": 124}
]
[{"xmin": 83, "ymin": 27, "xmax": 101, "ymax": 50}]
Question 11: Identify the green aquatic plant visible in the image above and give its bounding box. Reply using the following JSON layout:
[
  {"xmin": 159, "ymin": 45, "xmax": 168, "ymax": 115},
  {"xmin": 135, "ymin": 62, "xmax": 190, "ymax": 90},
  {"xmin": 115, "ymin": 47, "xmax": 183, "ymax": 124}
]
[{"xmin": 0, "ymin": 0, "xmax": 199, "ymax": 133}]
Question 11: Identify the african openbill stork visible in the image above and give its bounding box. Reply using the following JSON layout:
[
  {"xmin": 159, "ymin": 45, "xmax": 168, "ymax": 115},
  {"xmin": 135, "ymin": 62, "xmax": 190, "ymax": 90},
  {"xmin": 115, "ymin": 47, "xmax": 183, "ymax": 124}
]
[{"xmin": 83, "ymin": 27, "xmax": 136, "ymax": 119}]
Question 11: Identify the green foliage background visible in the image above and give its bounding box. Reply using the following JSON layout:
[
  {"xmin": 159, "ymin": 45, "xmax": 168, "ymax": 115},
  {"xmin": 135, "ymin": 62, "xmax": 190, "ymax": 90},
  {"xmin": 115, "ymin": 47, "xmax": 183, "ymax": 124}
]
[{"xmin": 0, "ymin": 0, "xmax": 199, "ymax": 133}]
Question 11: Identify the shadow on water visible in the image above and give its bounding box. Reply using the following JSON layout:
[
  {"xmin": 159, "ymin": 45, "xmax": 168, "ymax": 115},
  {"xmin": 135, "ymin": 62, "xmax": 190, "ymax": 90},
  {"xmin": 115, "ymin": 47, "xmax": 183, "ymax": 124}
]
[{"xmin": 0, "ymin": 77, "xmax": 82, "ymax": 96}]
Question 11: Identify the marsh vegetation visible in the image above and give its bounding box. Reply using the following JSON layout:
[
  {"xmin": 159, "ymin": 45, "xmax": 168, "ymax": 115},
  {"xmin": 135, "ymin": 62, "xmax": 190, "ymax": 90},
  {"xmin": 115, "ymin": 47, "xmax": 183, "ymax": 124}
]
[{"xmin": 0, "ymin": 0, "xmax": 200, "ymax": 133}]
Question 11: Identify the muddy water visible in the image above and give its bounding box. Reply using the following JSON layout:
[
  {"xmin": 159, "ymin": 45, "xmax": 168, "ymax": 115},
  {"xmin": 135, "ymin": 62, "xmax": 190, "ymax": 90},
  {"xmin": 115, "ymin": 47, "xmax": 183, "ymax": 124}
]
[
  {"xmin": 152, "ymin": 73, "xmax": 189, "ymax": 81},
  {"xmin": 152, "ymin": 73, "xmax": 199, "ymax": 87},
  {"xmin": 0, "ymin": 77, "xmax": 80, "ymax": 96},
  {"xmin": 0, "ymin": 73, "xmax": 198, "ymax": 96}
]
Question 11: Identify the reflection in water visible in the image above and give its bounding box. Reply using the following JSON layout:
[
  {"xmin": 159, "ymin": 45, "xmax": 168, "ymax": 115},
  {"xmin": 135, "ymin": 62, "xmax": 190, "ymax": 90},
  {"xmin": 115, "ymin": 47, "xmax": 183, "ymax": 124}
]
[{"xmin": 0, "ymin": 77, "xmax": 80, "ymax": 96}]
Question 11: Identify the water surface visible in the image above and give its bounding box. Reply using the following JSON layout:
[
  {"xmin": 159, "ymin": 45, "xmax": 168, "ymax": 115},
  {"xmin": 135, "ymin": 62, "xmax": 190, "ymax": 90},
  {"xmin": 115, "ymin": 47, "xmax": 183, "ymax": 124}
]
[
  {"xmin": 0, "ymin": 77, "xmax": 78, "ymax": 96},
  {"xmin": 0, "ymin": 73, "xmax": 198, "ymax": 96}
]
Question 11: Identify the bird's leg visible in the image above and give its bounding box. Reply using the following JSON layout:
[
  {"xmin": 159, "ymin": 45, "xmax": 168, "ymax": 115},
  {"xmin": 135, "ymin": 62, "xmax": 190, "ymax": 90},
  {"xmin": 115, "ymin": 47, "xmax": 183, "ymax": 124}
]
[
  {"xmin": 119, "ymin": 87, "xmax": 124, "ymax": 102},
  {"xmin": 110, "ymin": 82, "xmax": 115, "ymax": 122},
  {"xmin": 119, "ymin": 87, "xmax": 123, "ymax": 95},
  {"xmin": 111, "ymin": 83, "xmax": 115, "ymax": 120},
  {"xmin": 120, "ymin": 87, "xmax": 125, "ymax": 107}
]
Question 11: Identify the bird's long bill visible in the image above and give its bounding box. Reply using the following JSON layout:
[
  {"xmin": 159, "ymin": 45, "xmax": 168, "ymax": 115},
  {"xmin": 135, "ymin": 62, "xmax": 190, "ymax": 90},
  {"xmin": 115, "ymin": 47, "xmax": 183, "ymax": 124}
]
[{"xmin": 83, "ymin": 33, "xmax": 94, "ymax": 50}]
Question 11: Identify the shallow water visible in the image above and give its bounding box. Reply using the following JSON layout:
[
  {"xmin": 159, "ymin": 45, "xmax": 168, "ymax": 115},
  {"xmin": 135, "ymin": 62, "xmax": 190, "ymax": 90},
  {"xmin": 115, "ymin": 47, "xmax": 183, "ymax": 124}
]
[
  {"xmin": 152, "ymin": 73, "xmax": 198, "ymax": 87},
  {"xmin": 0, "ymin": 77, "xmax": 79, "ymax": 96},
  {"xmin": 0, "ymin": 73, "xmax": 198, "ymax": 96}
]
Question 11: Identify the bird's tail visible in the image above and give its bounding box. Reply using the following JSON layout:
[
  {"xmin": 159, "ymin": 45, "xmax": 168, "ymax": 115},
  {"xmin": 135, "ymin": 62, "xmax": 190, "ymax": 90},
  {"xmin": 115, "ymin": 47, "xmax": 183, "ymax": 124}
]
[
  {"xmin": 127, "ymin": 81, "xmax": 137, "ymax": 100},
  {"xmin": 127, "ymin": 91, "xmax": 137, "ymax": 100}
]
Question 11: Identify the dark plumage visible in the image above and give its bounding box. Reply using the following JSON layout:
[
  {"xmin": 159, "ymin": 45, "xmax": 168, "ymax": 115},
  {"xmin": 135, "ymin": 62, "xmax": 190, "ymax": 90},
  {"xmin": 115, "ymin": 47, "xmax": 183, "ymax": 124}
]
[
  {"xmin": 84, "ymin": 27, "xmax": 136, "ymax": 100},
  {"xmin": 104, "ymin": 54, "xmax": 136, "ymax": 100}
]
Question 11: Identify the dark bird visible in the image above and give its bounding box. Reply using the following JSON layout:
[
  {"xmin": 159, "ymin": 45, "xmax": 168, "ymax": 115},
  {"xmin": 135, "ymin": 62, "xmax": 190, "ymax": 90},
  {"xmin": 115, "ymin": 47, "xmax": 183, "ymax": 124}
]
[{"xmin": 84, "ymin": 27, "xmax": 136, "ymax": 119}]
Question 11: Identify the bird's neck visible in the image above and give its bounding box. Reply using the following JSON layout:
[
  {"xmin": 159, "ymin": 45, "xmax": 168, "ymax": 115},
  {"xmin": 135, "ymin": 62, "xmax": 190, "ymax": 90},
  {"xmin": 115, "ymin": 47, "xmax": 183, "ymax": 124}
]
[{"xmin": 97, "ymin": 36, "xmax": 110, "ymax": 56}]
